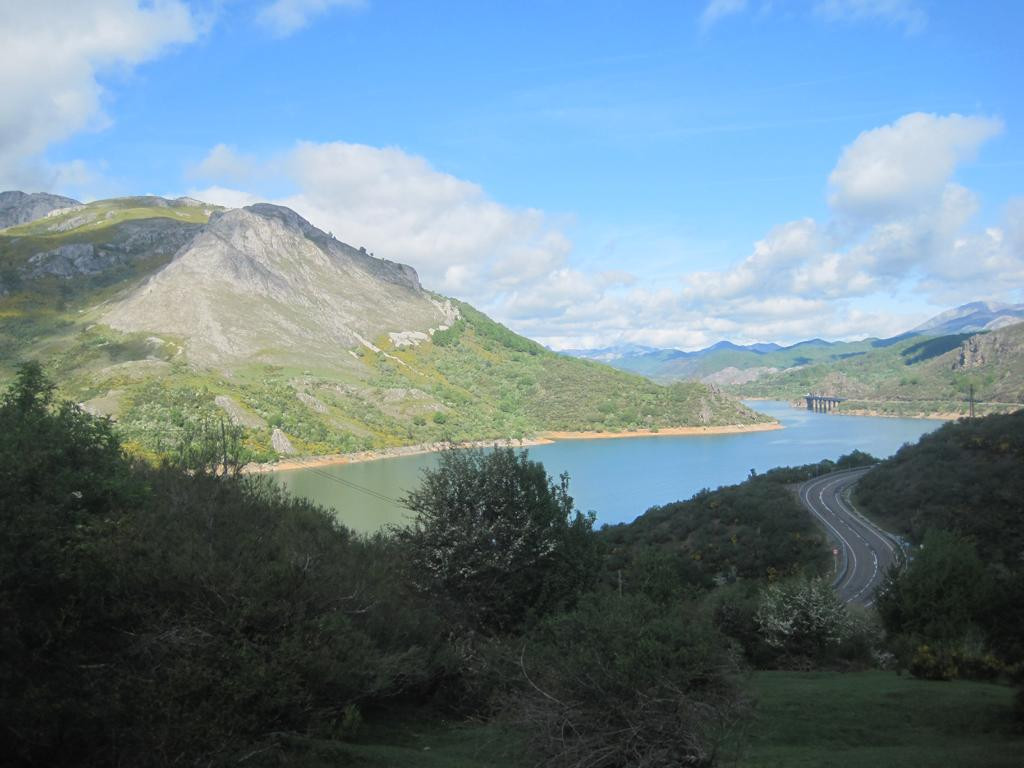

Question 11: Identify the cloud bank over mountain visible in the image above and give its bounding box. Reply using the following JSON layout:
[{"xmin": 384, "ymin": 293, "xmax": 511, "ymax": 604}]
[
  {"xmin": 2, "ymin": 4, "xmax": 1020, "ymax": 351},
  {"xmin": 189, "ymin": 112, "xmax": 1022, "ymax": 350}
]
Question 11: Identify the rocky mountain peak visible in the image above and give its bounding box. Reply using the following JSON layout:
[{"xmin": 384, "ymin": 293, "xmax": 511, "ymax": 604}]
[
  {"xmin": 103, "ymin": 201, "xmax": 453, "ymax": 367},
  {"xmin": 0, "ymin": 190, "xmax": 80, "ymax": 229}
]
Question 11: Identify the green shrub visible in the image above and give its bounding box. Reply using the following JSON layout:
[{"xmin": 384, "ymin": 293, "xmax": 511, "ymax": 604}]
[
  {"xmin": 511, "ymin": 592, "xmax": 748, "ymax": 767},
  {"xmin": 0, "ymin": 365, "xmax": 453, "ymax": 765},
  {"xmin": 396, "ymin": 446, "xmax": 600, "ymax": 634}
]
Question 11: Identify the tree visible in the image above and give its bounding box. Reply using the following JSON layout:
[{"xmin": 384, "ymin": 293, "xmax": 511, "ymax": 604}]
[
  {"xmin": 0, "ymin": 361, "xmax": 133, "ymax": 515},
  {"xmin": 875, "ymin": 529, "xmax": 991, "ymax": 642},
  {"xmin": 755, "ymin": 576, "xmax": 853, "ymax": 659},
  {"xmin": 396, "ymin": 446, "xmax": 599, "ymax": 634},
  {"xmin": 0, "ymin": 362, "xmax": 140, "ymax": 764}
]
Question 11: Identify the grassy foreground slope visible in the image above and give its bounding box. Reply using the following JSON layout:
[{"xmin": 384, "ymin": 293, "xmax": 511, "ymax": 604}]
[
  {"xmin": 1, "ymin": 198, "xmax": 768, "ymax": 462},
  {"xmin": 281, "ymin": 671, "xmax": 1024, "ymax": 768},
  {"xmin": 741, "ymin": 671, "xmax": 1023, "ymax": 768}
]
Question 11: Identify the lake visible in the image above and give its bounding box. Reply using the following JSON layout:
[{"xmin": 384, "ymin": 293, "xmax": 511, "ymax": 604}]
[{"xmin": 272, "ymin": 401, "xmax": 944, "ymax": 532}]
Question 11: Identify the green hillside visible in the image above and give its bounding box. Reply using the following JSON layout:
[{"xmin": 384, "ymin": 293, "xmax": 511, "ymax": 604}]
[
  {"xmin": 579, "ymin": 322, "xmax": 1024, "ymax": 419},
  {"xmin": 854, "ymin": 410, "xmax": 1024, "ymax": 566},
  {"xmin": 727, "ymin": 326, "xmax": 1024, "ymax": 417},
  {"xmin": 0, "ymin": 197, "xmax": 768, "ymax": 464}
]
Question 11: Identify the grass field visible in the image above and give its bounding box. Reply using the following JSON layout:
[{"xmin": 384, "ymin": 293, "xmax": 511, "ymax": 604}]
[
  {"xmin": 273, "ymin": 717, "xmax": 529, "ymax": 767},
  {"xmin": 277, "ymin": 671, "xmax": 1021, "ymax": 767},
  {"xmin": 740, "ymin": 670, "xmax": 1023, "ymax": 767}
]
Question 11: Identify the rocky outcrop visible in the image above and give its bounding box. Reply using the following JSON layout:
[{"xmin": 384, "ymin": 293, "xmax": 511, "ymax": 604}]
[
  {"xmin": 0, "ymin": 191, "xmax": 79, "ymax": 229},
  {"xmin": 296, "ymin": 392, "xmax": 327, "ymax": 413},
  {"xmin": 271, "ymin": 428, "xmax": 296, "ymax": 455},
  {"xmin": 104, "ymin": 204, "xmax": 455, "ymax": 367},
  {"xmin": 215, "ymin": 395, "xmax": 267, "ymax": 428},
  {"xmin": 25, "ymin": 218, "xmax": 201, "ymax": 279},
  {"xmin": 952, "ymin": 329, "xmax": 1015, "ymax": 371},
  {"xmin": 389, "ymin": 330, "xmax": 430, "ymax": 348}
]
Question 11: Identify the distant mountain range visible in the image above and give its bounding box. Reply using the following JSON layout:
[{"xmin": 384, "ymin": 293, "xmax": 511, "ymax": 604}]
[
  {"xmin": 562, "ymin": 302, "xmax": 1024, "ymax": 417},
  {"xmin": 0, "ymin": 191, "xmax": 767, "ymax": 462},
  {"xmin": 910, "ymin": 301, "xmax": 1024, "ymax": 335}
]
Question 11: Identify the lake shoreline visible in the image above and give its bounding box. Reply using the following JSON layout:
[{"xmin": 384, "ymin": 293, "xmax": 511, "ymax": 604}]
[{"xmin": 246, "ymin": 421, "xmax": 782, "ymax": 474}]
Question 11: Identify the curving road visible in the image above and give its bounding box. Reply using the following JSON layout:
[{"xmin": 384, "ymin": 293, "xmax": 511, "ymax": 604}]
[{"xmin": 798, "ymin": 468, "xmax": 903, "ymax": 606}]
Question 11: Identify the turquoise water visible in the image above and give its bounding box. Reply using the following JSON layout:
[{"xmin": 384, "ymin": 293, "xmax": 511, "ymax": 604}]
[{"xmin": 272, "ymin": 401, "xmax": 944, "ymax": 532}]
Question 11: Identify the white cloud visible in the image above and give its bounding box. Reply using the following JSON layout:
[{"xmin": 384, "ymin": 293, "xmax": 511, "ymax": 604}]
[
  {"xmin": 190, "ymin": 143, "xmax": 261, "ymax": 185},
  {"xmin": 189, "ymin": 112, "xmax": 1022, "ymax": 351},
  {"xmin": 700, "ymin": 0, "xmax": 927, "ymax": 35},
  {"xmin": 190, "ymin": 140, "xmax": 575, "ymax": 307},
  {"xmin": 669, "ymin": 112, "xmax": 1022, "ymax": 342},
  {"xmin": 699, "ymin": 0, "xmax": 748, "ymax": 31},
  {"xmin": 256, "ymin": 0, "xmax": 364, "ymax": 37},
  {"xmin": 828, "ymin": 113, "xmax": 1003, "ymax": 219},
  {"xmin": 814, "ymin": 0, "xmax": 927, "ymax": 34},
  {"xmin": 0, "ymin": 1, "xmax": 197, "ymax": 192}
]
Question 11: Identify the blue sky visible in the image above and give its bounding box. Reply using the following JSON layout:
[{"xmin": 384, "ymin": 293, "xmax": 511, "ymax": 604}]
[{"xmin": 3, "ymin": 1, "xmax": 1023, "ymax": 348}]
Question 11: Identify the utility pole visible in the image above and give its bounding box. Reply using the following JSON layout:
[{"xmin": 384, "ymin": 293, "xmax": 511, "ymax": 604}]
[
  {"xmin": 969, "ymin": 384, "xmax": 975, "ymax": 419},
  {"xmin": 220, "ymin": 417, "xmax": 228, "ymax": 476}
]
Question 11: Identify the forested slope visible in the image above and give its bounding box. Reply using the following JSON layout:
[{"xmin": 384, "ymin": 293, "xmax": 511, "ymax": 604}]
[{"xmin": 854, "ymin": 410, "xmax": 1024, "ymax": 566}]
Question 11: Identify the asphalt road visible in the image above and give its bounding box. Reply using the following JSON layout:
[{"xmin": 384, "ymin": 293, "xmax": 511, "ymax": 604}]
[{"xmin": 798, "ymin": 468, "xmax": 903, "ymax": 606}]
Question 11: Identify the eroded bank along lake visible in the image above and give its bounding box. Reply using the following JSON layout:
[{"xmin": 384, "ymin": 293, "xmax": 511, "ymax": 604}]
[{"xmin": 272, "ymin": 401, "xmax": 943, "ymax": 533}]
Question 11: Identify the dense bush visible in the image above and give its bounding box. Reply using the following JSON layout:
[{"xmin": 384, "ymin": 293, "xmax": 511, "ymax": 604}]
[
  {"xmin": 759, "ymin": 449, "xmax": 877, "ymax": 484},
  {"xmin": 512, "ymin": 592, "xmax": 748, "ymax": 768},
  {"xmin": 875, "ymin": 529, "xmax": 992, "ymax": 643},
  {"xmin": 855, "ymin": 411, "xmax": 1024, "ymax": 568},
  {"xmin": 874, "ymin": 529, "xmax": 1010, "ymax": 681},
  {"xmin": 602, "ymin": 474, "xmax": 830, "ymax": 586},
  {"xmin": 396, "ymin": 446, "xmax": 600, "ymax": 635},
  {"xmin": 754, "ymin": 576, "xmax": 877, "ymax": 668},
  {"xmin": 0, "ymin": 364, "xmax": 452, "ymax": 766}
]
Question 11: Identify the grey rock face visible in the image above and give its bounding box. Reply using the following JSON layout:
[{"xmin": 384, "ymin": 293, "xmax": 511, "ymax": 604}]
[
  {"xmin": 25, "ymin": 218, "xmax": 202, "ymax": 279},
  {"xmin": 104, "ymin": 203, "xmax": 455, "ymax": 367},
  {"xmin": 0, "ymin": 190, "xmax": 80, "ymax": 229},
  {"xmin": 271, "ymin": 428, "xmax": 296, "ymax": 455},
  {"xmin": 952, "ymin": 331, "xmax": 1011, "ymax": 371},
  {"xmin": 241, "ymin": 203, "xmax": 423, "ymax": 291},
  {"xmin": 29, "ymin": 243, "xmax": 100, "ymax": 277},
  {"xmin": 215, "ymin": 395, "xmax": 267, "ymax": 428}
]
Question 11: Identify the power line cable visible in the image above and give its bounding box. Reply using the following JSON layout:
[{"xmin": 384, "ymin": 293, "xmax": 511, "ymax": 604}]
[{"xmin": 275, "ymin": 456, "xmax": 412, "ymax": 509}]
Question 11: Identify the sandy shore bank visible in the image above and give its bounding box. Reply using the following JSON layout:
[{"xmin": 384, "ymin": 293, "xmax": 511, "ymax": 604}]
[
  {"xmin": 245, "ymin": 437, "xmax": 550, "ymax": 474},
  {"xmin": 245, "ymin": 421, "xmax": 782, "ymax": 474},
  {"xmin": 538, "ymin": 422, "xmax": 782, "ymax": 440}
]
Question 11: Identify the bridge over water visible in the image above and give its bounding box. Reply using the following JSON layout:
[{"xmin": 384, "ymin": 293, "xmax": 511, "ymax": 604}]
[{"xmin": 805, "ymin": 393, "xmax": 845, "ymax": 413}]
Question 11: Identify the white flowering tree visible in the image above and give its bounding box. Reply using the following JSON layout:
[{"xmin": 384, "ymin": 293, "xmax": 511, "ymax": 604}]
[{"xmin": 755, "ymin": 576, "xmax": 851, "ymax": 657}]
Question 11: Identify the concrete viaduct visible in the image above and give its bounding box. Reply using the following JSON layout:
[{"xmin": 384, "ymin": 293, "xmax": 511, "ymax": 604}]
[{"xmin": 805, "ymin": 393, "xmax": 845, "ymax": 412}]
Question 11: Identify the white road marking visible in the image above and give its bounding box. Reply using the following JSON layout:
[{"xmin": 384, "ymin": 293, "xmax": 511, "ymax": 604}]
[{"xmin": 799, "ymin": 468, "xmax": 896, "ymax": 606}]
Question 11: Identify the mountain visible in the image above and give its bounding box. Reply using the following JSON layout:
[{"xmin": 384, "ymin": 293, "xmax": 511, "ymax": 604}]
[
  {"xmin": 0, "ymin": 196, "xmax": 209, "ymax": 297},
  {"xmin": 910, "ymin": 300, "xmax": 1024, "ymax": 335},
  {"xmin": 736, "ymin": 322, "xmax": 1024, "ymax": 417},
  {"xmin": 0, "ymin": 190, "xmax": 80, "ymax": 229},
  {"xmin": 0, "ymin": 193, "xmax": 769, "ymax": 462},
  {"xmin": 563, "ymin": 337, "xmax": 874, "ymax": 383},
  {"xmin": 559, "ymin": 343, "xmax": 661, "ymax": 362},
  {"xmin": 104, "ymin": 203, "xmax": 455, "ymax": 367},
  {"xmin": 559, "ymin": 302, "xmax": 1024, "ymax": 416}
]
